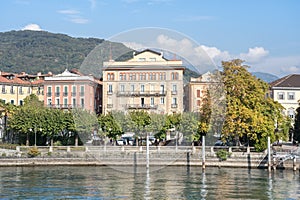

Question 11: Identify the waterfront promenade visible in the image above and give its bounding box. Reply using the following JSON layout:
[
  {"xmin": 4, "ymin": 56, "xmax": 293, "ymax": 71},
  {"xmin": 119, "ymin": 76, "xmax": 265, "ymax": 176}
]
[{"xmin": 0, "ymin": 145, "xmax": 299, "ymax": 170}]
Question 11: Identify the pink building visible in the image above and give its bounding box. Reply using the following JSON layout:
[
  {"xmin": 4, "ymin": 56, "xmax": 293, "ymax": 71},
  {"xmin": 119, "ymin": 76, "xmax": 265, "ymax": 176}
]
[{"xmin": 43, "ymin": 69, "xmax": 102, "ymax": 113}]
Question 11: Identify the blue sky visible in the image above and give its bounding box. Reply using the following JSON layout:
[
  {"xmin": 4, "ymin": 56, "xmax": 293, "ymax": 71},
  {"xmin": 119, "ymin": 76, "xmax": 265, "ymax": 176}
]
[{"xmin": 1, "ymin": 0, "xmax": 300, "ymax": 77}]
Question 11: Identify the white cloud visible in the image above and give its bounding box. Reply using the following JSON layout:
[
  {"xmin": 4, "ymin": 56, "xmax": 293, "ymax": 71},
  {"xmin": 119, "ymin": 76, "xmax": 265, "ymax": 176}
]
[
  {"xmin": 58, "ymin": 9, "xmax": 89, "ymax": 24},
  {"xmin": 21, "ymin": 24, "xmax": 42, "ymax": 31},
  {"xmin": 240, "ymin": 47, "xmax": 269, "ymax": 63},
  {"xmin": 70, "ymin": 17, "xmax": 89, "ymax": 24},
  {"xmin": 58, "ymin": 9, "xmax": 80, "ymax": 15}
]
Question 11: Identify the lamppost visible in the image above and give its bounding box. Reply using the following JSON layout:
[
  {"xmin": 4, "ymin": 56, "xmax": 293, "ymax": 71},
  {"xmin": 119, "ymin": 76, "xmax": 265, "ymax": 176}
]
[{"xmin": 29, "ymin": 125, "xmax": 42, "ymax": 146}]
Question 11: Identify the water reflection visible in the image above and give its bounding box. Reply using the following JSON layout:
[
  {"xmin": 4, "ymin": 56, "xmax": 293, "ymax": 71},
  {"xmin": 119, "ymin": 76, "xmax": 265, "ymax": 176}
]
[{"xmin": 0, "ymin": 166, "xmax": 299, "ymax": 199}]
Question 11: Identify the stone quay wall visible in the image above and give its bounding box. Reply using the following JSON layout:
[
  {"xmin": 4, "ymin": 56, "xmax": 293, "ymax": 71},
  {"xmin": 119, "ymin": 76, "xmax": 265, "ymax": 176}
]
[{"xmin": 0, "ymin": 145, "xmax": 298, "ymax": 170}]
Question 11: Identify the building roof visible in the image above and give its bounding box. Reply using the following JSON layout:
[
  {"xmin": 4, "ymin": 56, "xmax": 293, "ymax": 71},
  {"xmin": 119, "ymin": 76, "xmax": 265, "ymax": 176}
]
[{"xmin": 270, "ymin": 74, "xmax": 300, "ymax": 88}]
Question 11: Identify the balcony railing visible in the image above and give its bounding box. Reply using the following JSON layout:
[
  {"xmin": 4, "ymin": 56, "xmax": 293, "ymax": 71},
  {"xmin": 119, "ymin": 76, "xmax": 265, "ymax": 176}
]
[
  {"xmin": 107, "ymin": 91, "xmax": 113, "ymax": 95},
  {"xmin": 126, "ymin": 104, "xmax": 158, "ymax": 110},
  {"xmin": 71, "ymin": 92, "xmax": 76, "ymax": 96},
  {"xmin": 55, "ymin": 92, "xmax": 60, "ymax": 97},
  {"xmin": 107, "ymin": 104, "xmax": 113, "ymax": 108},
  {"xmin": 79, "ymin": 92, "xmax": 84, "ymax": 96},
  {"xmin": 2, "ymin": 90, "xmax": 7, "ymax": 94},
  {"xmin": 171, "ymin": 91, "xmax": 177, "ymax": 95},
  {"xmin": 117, "ymin": 91, "xmax": 167, "ymax": 97},
  {"xmin": 171, "ymin": 104, "xmax": 178, "ymax": 108},
  {"xmin": 47, "ymin": 92, "xmax": 52, "ymax": 97},
  {"xmin": 63, "ymin": 92, "xmax": 68, "ymax": 97},
  {"xmin": 47, "ymin": 104, "xmax": 84, "ymax": 109}
]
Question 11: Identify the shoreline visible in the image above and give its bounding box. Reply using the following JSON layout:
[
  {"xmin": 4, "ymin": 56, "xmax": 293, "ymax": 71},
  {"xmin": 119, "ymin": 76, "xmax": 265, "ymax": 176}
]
[{"xmin": 0, "ymin": 145, "xmax": 299, "ymax": 170}]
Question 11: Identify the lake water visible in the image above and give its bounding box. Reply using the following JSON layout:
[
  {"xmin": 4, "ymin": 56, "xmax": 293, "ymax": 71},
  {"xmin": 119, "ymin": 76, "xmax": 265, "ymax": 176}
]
[{"xmin": 0, "ymin": 165, "xmax": 299, "ymax": 199}]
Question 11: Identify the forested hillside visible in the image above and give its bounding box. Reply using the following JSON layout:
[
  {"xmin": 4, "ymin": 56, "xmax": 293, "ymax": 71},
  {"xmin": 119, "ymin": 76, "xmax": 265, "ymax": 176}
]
[{"xmin": 0, "ymin": 30, "xmax": 113, "ymax": 75}]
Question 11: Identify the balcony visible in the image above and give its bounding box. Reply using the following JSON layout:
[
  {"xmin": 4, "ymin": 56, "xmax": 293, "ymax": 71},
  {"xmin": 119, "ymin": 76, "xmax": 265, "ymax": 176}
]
[
  {"xmin": 116, "ymin": 91, "xmax": 167, "ymax": 97},
  {"xmin": 107, "ymin": 104, "xmax": 113, "ymax": 108},
  {"xmin": 126, "ymin": 104, "xmax": 158, "ymax": 110},
  {"xmin": 171, "ymin": 91, "xmax": 177, "ymax": 95},
  {"xmin": 47, "ymin": 92, "xmax": 52, "ymax": 97},
  {"xmin": 171, "ymin": 104, "xmax": 178, "ymax": 108},
  {"xmin": 71, "ymin": 92, "xmax": 76, "ymax": 96},
  {"xmin": 55, "ymin": 92, "xmax": 60, "ymax": 97},
  {"xmin": 107, "ymin": 91, "xmax": 113, "ymax": 95},
  {"xmin": 2, "ymin": 90, "xmax": 7, "ymax": 94},
  {"xmin": 63, "ymin": 92, "xmax": 68, "ymax": 97},
  {"xmin": 79, "ymin": 92, "xmax": 84, "ymax": 96}
]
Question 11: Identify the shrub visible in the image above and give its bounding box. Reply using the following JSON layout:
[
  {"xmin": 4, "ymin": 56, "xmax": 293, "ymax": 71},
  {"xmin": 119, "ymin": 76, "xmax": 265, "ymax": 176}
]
[
  {"xmin": 216, "ymin": 149, "xmax": 231, "ymax": 161},
  {"xmin": 27, "ymin": 147, "xmax": 41, "ymax": 157}
]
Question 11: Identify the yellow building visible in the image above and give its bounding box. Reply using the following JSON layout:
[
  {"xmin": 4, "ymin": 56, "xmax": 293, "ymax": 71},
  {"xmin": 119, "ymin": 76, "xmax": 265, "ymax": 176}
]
[
  {"xmin": 0, "ymin": 71, "xmax": 46, "ymax": 105},
  {"xmin": 102, "ymin": 49, "xmax": 185, "ymax": 114}
]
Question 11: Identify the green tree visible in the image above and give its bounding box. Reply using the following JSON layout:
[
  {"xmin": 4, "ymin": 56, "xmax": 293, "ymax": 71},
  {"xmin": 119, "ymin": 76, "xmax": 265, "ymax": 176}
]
[
  {"xmin": 293, "ymin": 105, "xmax": 300, "ymax": 143},
  {"xmin": 98, "ymin": 112, "xmax": 123, "ymax": 142},
  {"xmin": 221, "ymin": 59, "xmax": 287, "ymax": 150}
]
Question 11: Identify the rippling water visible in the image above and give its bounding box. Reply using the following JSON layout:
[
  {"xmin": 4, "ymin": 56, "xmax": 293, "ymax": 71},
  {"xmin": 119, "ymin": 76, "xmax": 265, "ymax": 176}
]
[{"xmin": 0, "ymin": 166, "xmax": 299, "ymax": 199}]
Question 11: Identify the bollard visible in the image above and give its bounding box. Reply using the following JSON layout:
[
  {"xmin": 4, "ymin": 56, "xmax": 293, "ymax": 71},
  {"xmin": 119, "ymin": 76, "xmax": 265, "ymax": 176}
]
[{"xmin": 293, "ymin": 157, "xmax": 297, "ymax": 171}]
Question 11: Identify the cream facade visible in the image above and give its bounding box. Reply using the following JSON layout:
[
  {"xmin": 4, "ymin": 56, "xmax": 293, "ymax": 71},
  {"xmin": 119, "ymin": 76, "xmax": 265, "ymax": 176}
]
[
  {"xmin": 102, "ymin": 49, "xmax": 185, "ymax": 114},
  {"xmin": 270, "ymin": 74, "xmax": 300, "ymax": 119}
]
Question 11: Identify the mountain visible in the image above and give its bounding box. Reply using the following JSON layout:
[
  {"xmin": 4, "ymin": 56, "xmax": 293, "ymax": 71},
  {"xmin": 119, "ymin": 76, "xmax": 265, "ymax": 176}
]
[
  {"xmin": 0, "ymin": 30, "xmax": 130, "ymax": 76},
  {"xmin": 252, "ymin": 72, "xmax": 279, "ymax": 83},
  {"xmin": 0, "ymin": 30, "xmax": 202, "ymax": 81}
]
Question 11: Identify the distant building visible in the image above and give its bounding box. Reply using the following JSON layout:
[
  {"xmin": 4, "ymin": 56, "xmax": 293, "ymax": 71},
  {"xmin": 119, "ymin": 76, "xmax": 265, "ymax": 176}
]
[
  {"xmin": 0, "ymin": 71, "xmax": 47, "ymax": 105},
  {"xmin": 184, "ymin": 71, "xmax": 214, "ymax": 112},
  {"xmin": 269, "ymin": 74, "xmax": 300, "ymax": 119},
  {"xmin": 102, "ymin": 49, "xmax": 185, "ymax": 114},
  {"xmin": 44, "ymin": 69, "xmax": 102, "ymax": 113}
]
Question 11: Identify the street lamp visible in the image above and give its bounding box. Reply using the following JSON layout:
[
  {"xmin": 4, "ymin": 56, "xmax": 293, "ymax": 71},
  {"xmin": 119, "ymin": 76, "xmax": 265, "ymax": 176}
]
[{"xmin": 30, "ymin": 126, "xmax": 42, "ymax": 146}]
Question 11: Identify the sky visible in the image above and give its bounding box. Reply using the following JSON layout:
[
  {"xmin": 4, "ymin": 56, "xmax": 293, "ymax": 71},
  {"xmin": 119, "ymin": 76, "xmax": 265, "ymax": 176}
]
[{"xmin": 1, "ymin": 0, "xmax": 300, "ymax": 77}]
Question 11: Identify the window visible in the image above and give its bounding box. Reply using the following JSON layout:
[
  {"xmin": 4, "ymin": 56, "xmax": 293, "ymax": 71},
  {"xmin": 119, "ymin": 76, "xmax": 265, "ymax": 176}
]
[
  {"xmin": 277, "ymin": 92, "xmax": 284, "ymax": 100},
  {"xmin": 64, "ymin": 86, "xmax": 68, "ymax": 96},
  {"xmin": 19, "ymin": 100, "xmax": 23, "ymax": 106},
  {"xmin": 150, "ymin": 97, "xmax": 154, "ymax": 106},
  {"xmin": 2, "ymin": 85, "xmax": 6, "ymax": 94},
  {"xmin": 171, "ymin": 72, "xmax": 178, "ymax": 80},
  {"xmin": 72, "ymin": 85, "xmax": 76, "ymax": 96},
  {"xmin": 56, "ymin": 98, "xmax": 60, "ymax": 106},
  {"xmin": 19, "ymin": 86, "xmax": 23, "ymax": 94},
  {"xmin": 160, "ymin": 97, "xmax": 165, "ymax": 104},
  {"xmin": 10, "ymin": 100, "xmax": 14, "ymax": 104},
  {"xmin": 55, "ymin": 86, "xmax": 60, "ymax": 97},
  {"xmin": 139, "ymin": 58, "xmax": 146, "ymax": 61},
  {"xmin": 10, "ymin": 86, "xmax": 14, "ymax": 94},
  {"xmin": 172, "ymin": 84, "xmax": 177, "ymax": 92},
  {"xmin": 108, "ymin": 84, "xmax": 113, "ymax": 93},
  {"xmin": 27, "ymin": 87, "xmax": 31, "ymax": 94},
  {"xmin": 288, "ymin": 92, "xmax": 295, "ymax": 100},
  {"xmin": 197, "ymin": 100, "xmax": 201, "ymax": 106},
  {"xmin": 72, "ymin": 98, "xmax": 76, "ymax": 107},
  {"xmin": 130, "ymin": 84, "xmax": 135, "ymax": 92},
  {"xmin": 47, "ymin": 86, "xmax": 52, "ymax": 96},
  {"xmin": 107, "ymin": 73, "xmax": 114, "ymax": 80},
  {"xmin": 140, "ymin": 84, "xmax": 145, "ymax": 93},
  {"xmin": 149, "ymin": 58, "xmax": 156, "ymax": 62},
  {"xmin": 197, "ymin": 90, "xmax": 201, "ymax": 98},
  {"xmin": 47, "ymin": 99, "xmax": 52, "ymax": 106},
  {"xmin": 120, "ymin": 84, "xmax": 125, "ymax": 92},
  {"xmin": 80, "ymin": 85, "xmax": 84, "ymax": 96},
  {"xmin": 160, "ymin": 85, "xmax": 165, "ymax": 94},
  {"xmin": 63, "ymin": 98, "xmax": 67, "ymax": 105},
  {"xmin": 81, "ymin": 98, "xmax": 84, "ymax": 108},
  {"xmin": 119, "ymin": 73, "xmax": 126, "ymax": 81},
  {"xmin": 140, "ymin": 73, "xmax": 146, "ymax": 80},
  {"xmin": 172, "ymin": 97, "xmax": 177, "ymax": 105}
]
